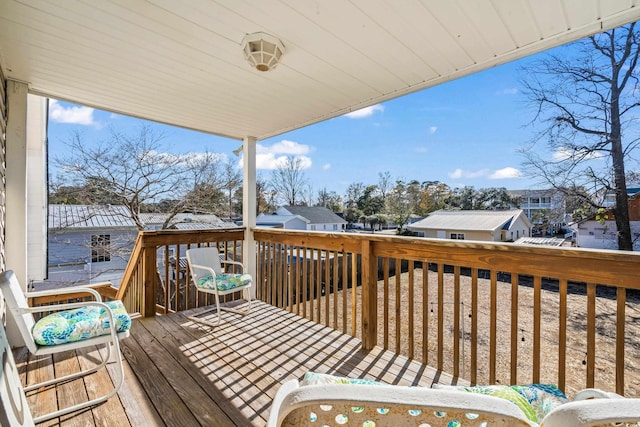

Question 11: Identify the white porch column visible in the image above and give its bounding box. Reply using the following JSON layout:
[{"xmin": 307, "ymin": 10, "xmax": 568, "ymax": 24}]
[
  {"xmin": 242, "ymin": 136, "xmax": 257, "ymax": 298},
  {"xmin": 26, "ymin": 95, "xmax": 47, "ymax": 282},
  {"xmin": 5, "ymin": 80, "xmax": 28, "ymax": 287},
  {"xmin": 5, "ymin": 80, "xmax": 29, "ymax": 345}
]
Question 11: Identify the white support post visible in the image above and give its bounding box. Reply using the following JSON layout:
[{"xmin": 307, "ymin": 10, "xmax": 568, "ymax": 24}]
[
  {"xmin": 5, "ymin": 80, "xmax": 29, "ymax": 345},
  {"xmin": 242, "ymin": 136, "xmax": 257, "ymax": 298},
  {"xmin": 5, "ymin": 80, "xmax": 28, "ymax": 287}
]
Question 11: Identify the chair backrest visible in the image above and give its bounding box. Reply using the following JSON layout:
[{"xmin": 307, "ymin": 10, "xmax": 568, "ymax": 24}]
[
  {"xmin": 540, "ymin": 398, "xmax": 640, "ymax": 426},
  {"xmin": 0, "ymin": 310, "xmax": 35, "ymax": 427},
  {"xmin": 186, "ymin": 247, "xmax": 223, "ymax": 282},
  {"xmin": 268, "ymin": 381, "xmax": 534, "ymax": 427},
  {"xmin": 0, "ymin": 271, "xmax": 37, "ymax": 353}
]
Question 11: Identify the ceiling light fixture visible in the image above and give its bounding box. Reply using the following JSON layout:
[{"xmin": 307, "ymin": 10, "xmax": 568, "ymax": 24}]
[{"xmin": 241, "ymin": 32, "xmax": 285, "ymax": 72}]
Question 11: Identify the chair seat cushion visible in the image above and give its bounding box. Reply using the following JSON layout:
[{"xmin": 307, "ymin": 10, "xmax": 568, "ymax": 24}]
[
  {"xmin": 433, "ymin": 383, "xmax": 568, "ymax": 423},
  {"xmin": 301, "ymin": 372, "xmax": 385, "ymax": 386},
  {"xmin": 196, "ymin": 273, "xmax": 252, "ymax": 291},
  {"xmin": 32, "ymin": 300, "xmax": 131, "ymax": 346}
]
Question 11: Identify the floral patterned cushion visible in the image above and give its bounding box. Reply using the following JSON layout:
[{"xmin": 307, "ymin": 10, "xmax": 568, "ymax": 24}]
[
  {"xmin": 196, "ymin": 273, "xmax": 252, "ymax": 291},
  {"xmin": 433, "ymin": 383, "xmax": 568, "ymax": 423},
  {"xmin": 301, "ymin": 372, "xmax": 385, "ymax": 386},
  {"xmin": 32, "ymin": 300, "xmax": 131, "ymax": 346}
]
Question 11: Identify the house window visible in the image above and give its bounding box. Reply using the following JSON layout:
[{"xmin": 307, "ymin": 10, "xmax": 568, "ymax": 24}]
[
  {"xmin": 310, "ymin": 225, "xmax": 316, "ymax": 231},
  {"xmin": 91, "ymin": 234, "xmax": 111, "ymax": 263},
  {"xmin": 333, "ymin": 224, "xmax": 338, "ymax": 230},
  {"xmin": 450, "ymin": 233, "xmax": 465, "ymax": 240}
]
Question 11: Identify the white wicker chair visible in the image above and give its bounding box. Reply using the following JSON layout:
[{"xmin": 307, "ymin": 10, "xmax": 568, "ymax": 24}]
[{"xmin": 267, "ymin": 379, "xmax": 536, "ymax": 427}]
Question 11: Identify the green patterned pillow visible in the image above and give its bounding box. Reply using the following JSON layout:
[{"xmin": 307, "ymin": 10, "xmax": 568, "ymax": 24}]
[
  {"xmin": 433, "ymin": 383, "xmax": 568, "ymax": 423},
  {"xmin": 301, "ymin": 372, "xmax": 385, "ymax": 386}
]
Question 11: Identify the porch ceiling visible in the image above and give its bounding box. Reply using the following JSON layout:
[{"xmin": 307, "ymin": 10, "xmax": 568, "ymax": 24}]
[{"xmin": 1, "ymin": 1, "xmax": 640, "ymax": 141}]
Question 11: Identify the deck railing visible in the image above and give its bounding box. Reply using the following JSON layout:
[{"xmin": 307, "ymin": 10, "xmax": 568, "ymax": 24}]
[
  {"xmin": 117, "ymin": 228, "xmax": 245, "ymax": 316},
  {"xmin": 116, "ymin": 227, "xmax": 640, "ymax": 396},
  {"xmin": 253, "ymin": 228, "xmax": 640, "ymax": 397}
]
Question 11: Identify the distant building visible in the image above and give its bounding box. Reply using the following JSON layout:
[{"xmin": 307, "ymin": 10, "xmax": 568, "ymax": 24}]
[
  {"xmin": 574, "ymin": 192, "xmax": 640, "ymax": 251},
  {"xmin": 601, "ymin": 187, "xmax": 640, "ymax": 208},
  {"xmin": 257, "ymin": 206, "xmax": 347, "ymax": 231},
  {"xmin": 42, "ymin": 205, "xmax": 236, "ymax": 288},
  {"xmin": 508, "ymin": 189, "xmax": 566, "ymax": 225},
  {"xmin": 408, "ymin": 209, "xmax": 532, "ymax": 242}
]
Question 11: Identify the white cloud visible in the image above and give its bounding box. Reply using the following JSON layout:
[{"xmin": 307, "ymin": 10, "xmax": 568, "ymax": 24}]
[
  {"xmin": 251, "ymin": 139, "xmax": 314, "ymax": 170},
  {"xmin": 344, "ymin": 104, "xmax": 384, "ymax": 119},
  {"xmin": 449, "ymin": 167, "xmax": 523, "ymax": 180},
  {"xmin": 415, "ymin": 146, "xmax": 427, "ymax": 153},
  {"xmin": 496, "ymin": 88, "xmax": 518, "ymax": 95},
  {"xmin": 552, "ymin": 147, "xmax": 603, "ymax": 161},
  {"xmin": 322, "ymin": 163, "xmax": 331, "ymax": 170},
  {"xmin": 429, "ymin": 126, "xmax": 437, "ymax": 134},
  {"xmin": 489, "ymin": 167, "xmax": 522, "ymax": 179},
  {"xmin": 257, "ymin": 139, "xmax": 311, "ymax": 155},
  {"xmin": 255, "ymin": 154, "xmax": 312, "ymax": 170},
  {"xmin": 49, "ymin": 100, "xmax": 99, "ymax": 126},
  {"xmin": 448, "ymin": 168, "xmax": 489, "ymax": 179}
]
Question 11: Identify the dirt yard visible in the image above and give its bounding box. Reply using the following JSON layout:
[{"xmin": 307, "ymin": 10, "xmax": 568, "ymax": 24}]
[{"xmin": 315, "ymin": 267, "xmax": 640, "ymax": 398}]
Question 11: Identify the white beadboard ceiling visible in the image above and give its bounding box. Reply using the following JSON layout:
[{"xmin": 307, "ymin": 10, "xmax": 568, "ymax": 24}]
[{"xmin": 1, "ymin": 0, "xmax": 640, "ymax": 141}]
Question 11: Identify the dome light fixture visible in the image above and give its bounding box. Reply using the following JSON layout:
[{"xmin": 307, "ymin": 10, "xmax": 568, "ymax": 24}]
[{"xmin": 241, "ymin": 32, "xmax": 285, "ymax": 72}]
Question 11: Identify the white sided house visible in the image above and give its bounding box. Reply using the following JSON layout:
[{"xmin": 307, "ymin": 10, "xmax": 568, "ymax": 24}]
[
  {"xmin": 47, "ymin": 204, "xmax": 139, "ymax": 287},
  {"xmin": 408, "ymin": 209, "xmax": 532, "ymax": 242},
  {"xmin": 272, "ymin": 206, "xmax": 347, "ymax": 232},
  {"xmin": 256, "ymin": 213, "xmax": 309, "ymax": 230},
  {"xmin": 574, "ymin": 193, "xmax": 640, "ymax": 251},
  {"xmin": 44, "ymin": 205, "xmax": 237, "ymax": 288}
]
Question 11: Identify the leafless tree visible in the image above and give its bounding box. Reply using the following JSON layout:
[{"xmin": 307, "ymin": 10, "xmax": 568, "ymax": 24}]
[
  {"xmin": 521, "ymin": 23, "xmax": 640, "ymax": 250},
  {"xmin": 270, "ymin": 156, "xmax": 309, "ymax": 206},
  {"xmin": 378, "ymin": 171, "xmax": 392, "ymax": 212},
  {"xmin": 220, "ymin": 161, "xmax": 242, "ymax": 219},
  {"xmin": 54, "ymin": 125, "xmax": 227, "ymax": 230}
]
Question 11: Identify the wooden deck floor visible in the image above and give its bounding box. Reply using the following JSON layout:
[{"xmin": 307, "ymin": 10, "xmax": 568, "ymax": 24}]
[{"xmin": 17, "ymin": 301, "xmax": 461, "ymax": 426}]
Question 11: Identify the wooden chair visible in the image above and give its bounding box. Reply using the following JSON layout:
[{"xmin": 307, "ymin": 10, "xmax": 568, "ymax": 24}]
[
  {"xmin": 186, "ymin": 247, "xmax": 252, "ymax": 327},
  {"xmin": 0, "ymin": 270, "xmax": 131, "ymax": 423}
]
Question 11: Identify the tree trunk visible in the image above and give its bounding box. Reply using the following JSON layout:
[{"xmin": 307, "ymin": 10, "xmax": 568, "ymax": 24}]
[{"xmin": 610, "ymin": 85, "xmax": 633, "ymax": 250}]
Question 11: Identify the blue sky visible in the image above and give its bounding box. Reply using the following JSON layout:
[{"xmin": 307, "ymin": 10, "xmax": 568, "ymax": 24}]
[{"xmin": 47, "ymin": 52, "xmax": 545, "ymax": 196}]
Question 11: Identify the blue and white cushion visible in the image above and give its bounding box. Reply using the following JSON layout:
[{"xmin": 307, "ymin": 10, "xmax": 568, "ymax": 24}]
[
  {"xmin": 32, "ymin": 300, "xmax": 131, "ymax": 346},
  {"xmin": 196, "ymin": 273, "xmax": 252, "ymax": 291}
]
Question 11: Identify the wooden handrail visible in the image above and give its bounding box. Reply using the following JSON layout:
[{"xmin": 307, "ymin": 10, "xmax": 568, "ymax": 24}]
[
  {"xmin": 28, "ymin": 282, "xmax": 118, "ymax": 305},
  {"xmin": 253, "ymin": 228, "xmax": 640, "ymax": 396},
  {"xmin": 117, "ymin": 228, "xmax": 245, "ymax": 316}
]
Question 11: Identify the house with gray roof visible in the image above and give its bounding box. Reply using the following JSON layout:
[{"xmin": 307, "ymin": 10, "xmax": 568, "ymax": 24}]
[
  {"xmin": 43, "ymin": 205, "xmax": 236, "ymax": 288},
  {"xmin": 273, "ymin": 206, "xmax": 347, "ymax": 231},
  {"xmin": 256, "ymin": 206, "xmax": 347, "ymax": 231},
  {"xmin": 408, "ymin": 209, "xmax": 532, "ymax": 242},
  {"xmin": 256, "ymin": 213, "xmax": 310, "ymax": 229}
]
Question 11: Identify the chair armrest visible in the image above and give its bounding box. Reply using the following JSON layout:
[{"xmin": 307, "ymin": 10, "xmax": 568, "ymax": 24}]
[
  {"xmin": 267, "ymin": 379, "xmax": 300, "ymax": 427},
  {"xmin": 26, "ymin": 286, "xmax": 102, "ymax": 302},
  {"xmin": 573, "ymin": 388, "xmax": 624, "ymax": 400},
  {"xmin": 220, "ymin": 259, "xmax": 247, "ymax": 273},
  {"xmin": 188, "ymin": 263, "xmax": 217, "ymax": 277},
  {"xmin": 21, "ymin": 300, "xmax": 114, "ymax": 316}
]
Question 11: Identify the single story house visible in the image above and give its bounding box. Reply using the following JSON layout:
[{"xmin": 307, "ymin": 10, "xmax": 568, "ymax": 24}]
[
  {"xmin": 575, "ymin": 193, "xmax": 640, "ymax": 251},
  {"xmin": 256, "ymin": 213, "xmax": 309, "ymax": 230},
  {"xmin": 258, "ymin": 206, "xmax": 347, "ymax": 232},
  {"xmin": 408, "ymin": 209, "xmax": 532, "ymax": 242},
  {"xmin": 43, "ymin": 205, "xmax": 236, "ymax": 288}
]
